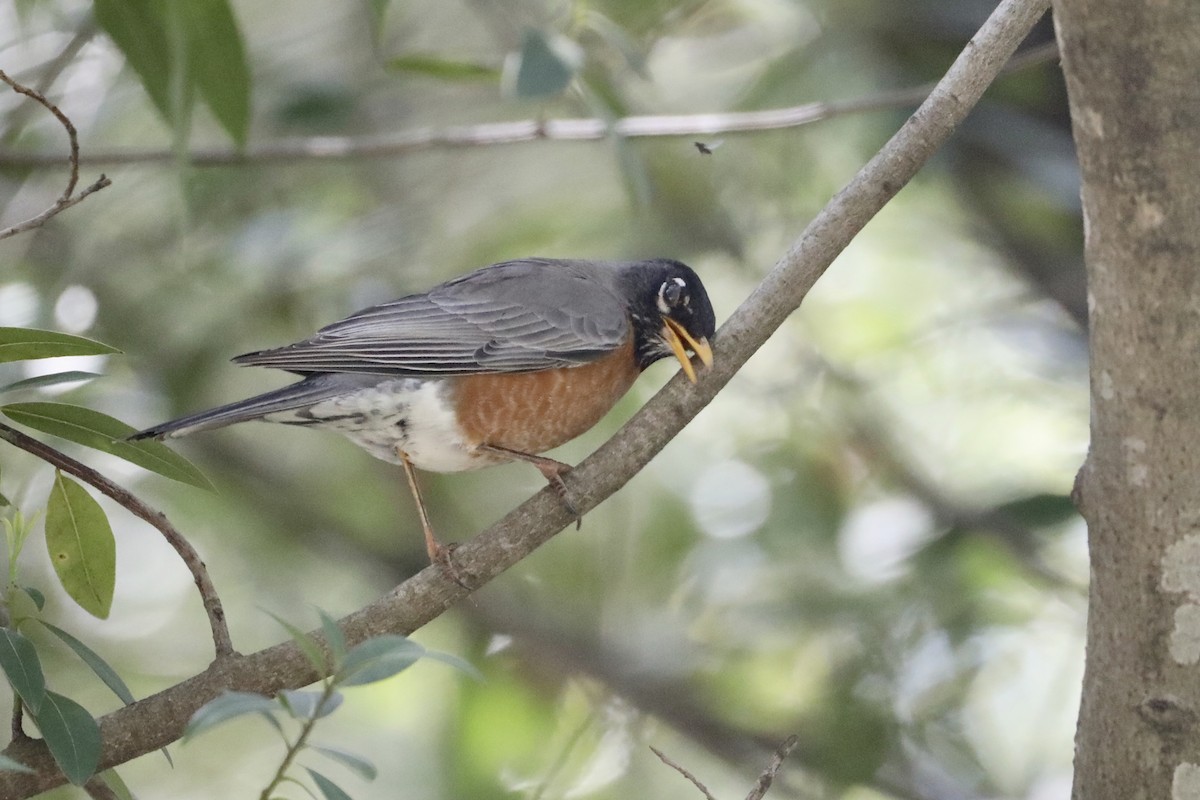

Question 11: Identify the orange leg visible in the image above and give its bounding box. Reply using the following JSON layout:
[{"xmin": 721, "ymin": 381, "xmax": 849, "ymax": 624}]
[
  {"xmin": 477, "ymin": 444, "xmax": 582, "ymax": 529},
  {"xmin": 399, "ymin": 452, "xmax": 467, "ymax": 585}
]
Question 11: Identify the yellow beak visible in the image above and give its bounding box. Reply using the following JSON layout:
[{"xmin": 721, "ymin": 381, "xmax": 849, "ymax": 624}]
[{"xmin": 662, "ymin": 318, "xmax": 714, "ymax": 384}]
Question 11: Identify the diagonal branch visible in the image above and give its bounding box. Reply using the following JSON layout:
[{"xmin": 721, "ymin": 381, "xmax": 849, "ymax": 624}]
[
  {"xmin": 0, "ymin": 423, "xmax": 233, "ymax": 658},
  {"xmin": 0, "ymin": 0, "xmax": 1052, "ymax": 793},
  {"xmin": 0, "ymin": 42, "xmax": 1058, "ymax": 169}
]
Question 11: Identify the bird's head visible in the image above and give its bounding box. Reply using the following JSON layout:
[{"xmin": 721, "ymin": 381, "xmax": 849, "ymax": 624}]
[{"xmin": 624, "ymin": 259, "xmax": 716, "ymax": 382}]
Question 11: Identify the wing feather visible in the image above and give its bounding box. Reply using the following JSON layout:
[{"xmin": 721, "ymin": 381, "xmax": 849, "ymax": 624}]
[{"xmin": 233, "ymin": 259, "xmax": 631, "ymax": 376}]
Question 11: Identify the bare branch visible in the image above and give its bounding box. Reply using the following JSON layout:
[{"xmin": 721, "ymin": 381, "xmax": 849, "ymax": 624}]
[
  {"xmin": 744, "ymin": 736, "xmax": 799, "ymax": 800},
  {"xmin": 0, "ymin": 423, "xmax": 233, "ymax": 658},
  {"xmin": 0, "ymin": 69, "xmax": 111, "ymax": 240},
  {"xmin": 651, "ymin": 745, "xmax": 720, "ymax": 800},
  {"xmin": 0, "ymin": 0, "xmax": 1051, "ymax": 793},
  {"xmin": 0, "ymin": 42, "xmax": 1058, "ymax": 170}
]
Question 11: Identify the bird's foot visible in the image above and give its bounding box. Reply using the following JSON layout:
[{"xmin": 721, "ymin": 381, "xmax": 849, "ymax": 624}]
[
  {"xmin": 534, "ymin": 460, "xmax": 582, "ymax": 530},
  {"xmin": 428, "ymin": 539, "xmax": 470, "ymax": 589}
]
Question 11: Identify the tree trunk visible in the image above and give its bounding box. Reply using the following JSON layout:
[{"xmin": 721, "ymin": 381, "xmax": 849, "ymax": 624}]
[{"xmin": 1053, "ymin": 0, "xmax": 1200, "ymax": 797}]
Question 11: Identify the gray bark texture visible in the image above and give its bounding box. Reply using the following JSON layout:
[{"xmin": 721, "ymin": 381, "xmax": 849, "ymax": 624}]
[{"xmin": 1053, "ymin": 0, "xmax": 1200, "ymax": 797}]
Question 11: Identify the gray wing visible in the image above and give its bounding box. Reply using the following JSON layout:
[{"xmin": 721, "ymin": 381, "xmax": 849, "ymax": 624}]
[{"xmin": 233, "ymin": 259, "xmax": 632, "ymax": 376}]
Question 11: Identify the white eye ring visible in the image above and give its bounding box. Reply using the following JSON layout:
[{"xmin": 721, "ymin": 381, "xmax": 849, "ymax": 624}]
[{"xmin": 657, "ymin": 277, "xmax": 688, "ymax": 313}]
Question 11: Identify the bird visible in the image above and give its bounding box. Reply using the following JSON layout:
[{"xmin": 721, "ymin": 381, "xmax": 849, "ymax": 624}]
[{"xmin": 131, "ymin": 257, "xmax": 716, "ymax": 572}]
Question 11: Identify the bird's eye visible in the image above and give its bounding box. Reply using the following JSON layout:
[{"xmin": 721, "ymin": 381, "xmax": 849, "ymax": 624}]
[{"xmin": 659, "ymin": 277, "xmax": 688, "ymax": 309}]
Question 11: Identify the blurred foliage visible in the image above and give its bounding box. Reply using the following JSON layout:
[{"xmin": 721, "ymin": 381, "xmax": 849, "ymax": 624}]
[{"xmin": 0, "ymin": 0, "xmax": 1083, "ymax": 798}]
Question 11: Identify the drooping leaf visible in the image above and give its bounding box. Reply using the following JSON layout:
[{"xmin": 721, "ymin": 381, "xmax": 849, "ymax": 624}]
[
  {"xmin": 34, "ymin": 691, "xmax": 101, "ymax": 786},
  {"xmin": 179, "ymin": 0, "xmax": 251, "ymax": 145},
  {"xmin": 266, "ymin": 610, "xmax": 329, "ymax": 673},
  {"xmin": 278, "ymin": 689, "xmax": 343, "ymax": 720},
  {"xmin": 0, "ymin": 629, "xmax": 45, "ymax": 714},
  {"xmin": 387, "ymin": 55, "xmax": 499, "ymax": 82},
  {"xmin": 420, "ymin": 650, "xmax": 484, "ymax": 682},
  {"xmin": 512, "ymin": 29, "xmax": 580, "ymax": 98},
  {"xmin": 337, "ymin": 635, "xmax": 424, "ymax": 687},
  {"xmin": 0, "ymin": 328, "xmax": 120, "ymax": 363},
  {"xmin": 94, "ymin": 0, "xmax": 250, "ymax": 145},
  {"xmin": 39, "ymin": 622, "xmax": 135, "ymax": 705},
  {"xmin": 311, "ymin": 745, "xmax": 377, "ymax": 781},
  {"xmin": 0, "ymin": 754, "xmax": 34, "ymax": 774},
  {"xmin": 307, "ymin": 768, "xmax": 354, "ymax": 800},
  {"xmin": 44, "ymin": 471, "xmax": 116, "ymax": 619},
  {"xmin": 0, "ymin": 402, "xmax": 213, "ymax": 490},
  {"xmin": 317, "ymin": 609, "xmax": 347, "ymax": 668},
  {"xmin": 0, "ymin": 372, "xmax": 101, "ymax": 395},
  {"xmin": 184, "ymin": 691, "xmax": 280, "ymax": 740},
  {"xmin": 99, "ymin": 768, "xmax": 136, "ymax": 800},
  {"xmin": 19, "ymin": 586, "xmax": 45, "ymax": 611}
]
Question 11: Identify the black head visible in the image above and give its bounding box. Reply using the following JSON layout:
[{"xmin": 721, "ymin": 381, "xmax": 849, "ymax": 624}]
[{"xmin": 619, "ymin": 259, "xmax": 716, "ymax": 380}]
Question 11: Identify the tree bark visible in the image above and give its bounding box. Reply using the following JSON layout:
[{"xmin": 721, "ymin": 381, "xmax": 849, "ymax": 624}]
[{"xmin": 1054, "ymin": 1, "xmax": 1200, "ymax": 797}]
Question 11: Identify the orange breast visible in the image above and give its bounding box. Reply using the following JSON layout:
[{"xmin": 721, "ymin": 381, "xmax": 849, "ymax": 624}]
[{"xmin": 453, "ymin": 339, "xmax": 640, "ymax": 456}]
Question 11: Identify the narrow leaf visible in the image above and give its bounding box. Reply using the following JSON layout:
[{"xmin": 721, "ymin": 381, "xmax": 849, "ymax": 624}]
[
  {"xmin": 44, "ymin": 472, "xmax": 116, "ymax": 619},
  {"xmin": 0, "ymin": 629, "xmax": 45, "ymax": 713},
  {"xmin": 513, "ymin": 29, "xmax": 579, "ymax": 98},
  {"xmin": 266, "ymin": 610, "xmax": 328, "ymax": 673},
  {"xmin": 337, "ymin": 635, "xmax": 424, "ymax": 687},
  {"xmin": 1, "ymin": 403, "xmax": 213, "ymax": 490},
  {"xmin": 317, "ymin": 609, "xmax": 346, "ymax": 668},
  {"xmin": 184, "ymin": 691, "xmax": 279, "ymax": 740},
  {"xmin": 0, "ymin": 754, "xmax": 34, "ymax": 774},
  {"xmin": 311, "ymin": 745, "xmax": 377, "ymax": 781},
  {"xmin": 34, "ymin": 691, "xmax": 101, "ymax": 786},
  {"xmin": 421, "ymin": 650, "xmax": 484, "ymax": 681},
  {"xmin": 307, "ymin": 768, "xmax": 354, "ymax": 800},
  {"xmin": 0, "ymin": 372, "xmax": 101, "ymax": 395},
  {"xmin": 19, "ymin": 586, "xmax": 45, "ymax": 611},
  {"xmin": 387, "ymin": 55, "xmax": 499, "ymax": 81},
  {"xmin": 0, "ymin": 328, "xmax": 120, "ymax": 364},
  {"xmin": 93, "ymin": 0, "xmax": 174, "ymax": 125},
  {"xmin": 181, "ymin": 0, "xmax": 251, "ymax": 144},
  {"xmin": 100, "ymin": 768, "xmax": 136, "ymax": 800},
  {"xmin": 279, "ymin": 689, "xmax": 343, "ymax": 720},
  {"xmin": 39, "ymin": 622, "xmax": 135, "ymax": 705}
]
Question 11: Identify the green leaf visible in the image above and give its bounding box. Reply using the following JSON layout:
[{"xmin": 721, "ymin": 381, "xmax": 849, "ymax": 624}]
[
  {"xmin": 0, "ymin": 328, "xmax": 120, "ymax": 364},
  {"xmin": 44, "ymin": 471, "xmax": 116, "ymax": 619},
  {"xmin": 317, "ymin": 609, "xmax": 346, "ymax": 668},
  {"xmin": 266, "ymin": 610, "xmax": 329, "ymax": 673},
  {"xmin": 184, "ymin": 691, "xmax": 279, "ymax": 740},
  {"xmin": 34, "ymin": 691, "xmax": 101, "ymax": 786},
  {"xmin": 39, "ymin": 622, "xmax": 135, "ymax": 705},
  {"xmin": 99, "ymin": 768, "xmax": 136, "ymax": 800},
  {"xmin": 311, "ymin": 745, "xmax": 377, "ymax": 781},
  {"xmin": 387, "ymin": 55, "xmax": 499, "ymax": 82},
  {"xmin": 180, "ymin": 0, "xmax": 251, "ymax": 145},
  {"xmin": 278, "ymin": 689, "xmax": 342, "ymax": 720},
  {"xmin": 513, "ymin": 29, "xmax": 580, "ymax": 98},
  {"xmin": 1, "ymin": 402, "xmax": 214, "ymax": 491},
  {"xmin": 94, "ymin": 0, "xmax": 173, "ymax": 125},
  {"xmin": 20, "ymin": 586, "xmax": 46, "ymax": 611},
  {"xmin": 337, "ymin": 635, "xmax": 424, "ymax": 687},
  {"xmin": 421, "ymin": 649, "xmax": 484, "ymax": 682},
  {"xmin": 0, "ymin": 372, "xmax": 101, "ymax": 395},
  {"xmin": 307, "ymin": 768, "xmax": 353, "ymax": 800},
  {"xmin": 94, "ymin": 0, "xmax": 250, "ymax": 145},
  {"xmin": 0, "ymin": 629, "xmax": 46, "ymax": 714},
  {"xmin": 0, "ymin": 754, "xmax": 34, "ymax": 774}
]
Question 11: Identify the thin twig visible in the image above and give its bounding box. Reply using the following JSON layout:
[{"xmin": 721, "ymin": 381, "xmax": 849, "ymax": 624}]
[
  {"xmin": 0, "ymin": 69, "xmax": 112, "ymax": 241},
  {"xmin": 0, "ymin": 42, "xmax": 1059, "ymax": 169},
  {"xmin": 650, "ymin": 745, "xmax": 719, "ymax": 800},
  {"xmin": 744, "ymin": 736, "xmax": 799, "ymax": 800},
  {"xmin": 0, "ymin": 423, "xmax": 233, "ymax": 658}
]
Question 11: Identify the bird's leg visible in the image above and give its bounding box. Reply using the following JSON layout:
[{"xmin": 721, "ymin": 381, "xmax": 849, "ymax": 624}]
[
  {"xmin": 399, "ymin": 451, "xmax": 467, "ymax": 586},
  {"xmin": 476, "ymin": 444, "xmax": 582, "ymax": 529}
]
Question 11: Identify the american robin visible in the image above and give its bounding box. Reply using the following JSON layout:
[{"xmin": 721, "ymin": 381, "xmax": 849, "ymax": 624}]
[{"xmin": 131, "ymin": 257, "xmax": 716, "ymax": 568}]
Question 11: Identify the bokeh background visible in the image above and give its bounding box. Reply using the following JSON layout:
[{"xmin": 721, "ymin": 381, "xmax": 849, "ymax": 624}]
[{"xmin": 1, "ymin": 1, "xmax": 1085, "ymax": 798}]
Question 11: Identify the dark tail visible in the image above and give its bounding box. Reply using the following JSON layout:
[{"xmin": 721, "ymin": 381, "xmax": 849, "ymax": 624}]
[{"xmin": 129, "ymin": 373, "xmax": 377, "ymax": 440}]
